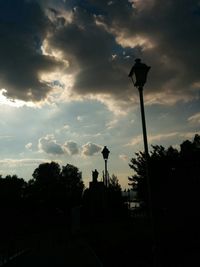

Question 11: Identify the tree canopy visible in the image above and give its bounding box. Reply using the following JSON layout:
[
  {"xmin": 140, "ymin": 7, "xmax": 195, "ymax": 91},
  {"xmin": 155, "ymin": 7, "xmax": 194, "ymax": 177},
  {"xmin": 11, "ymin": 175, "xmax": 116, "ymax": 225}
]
[
  {"xmin": 128, "ymin": 134, "xmax": 200, "ymax": 216},
  {"xmin": 27, "ymin": 162, "xmax": 84, "ymax": 210}
]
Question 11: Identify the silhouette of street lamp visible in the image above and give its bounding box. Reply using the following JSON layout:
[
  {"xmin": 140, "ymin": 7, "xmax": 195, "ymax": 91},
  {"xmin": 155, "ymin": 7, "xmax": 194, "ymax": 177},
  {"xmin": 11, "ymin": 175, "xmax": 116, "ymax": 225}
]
[
  {"xmin": 101, "ymin": 146, "xmax": 110, "ymax": 187},
  {"xmin": 128, "ymin": 58, "xmax": 151, "ymax": 157},
  {"xmin": 129, "ymin": 59, "xmax": 156, "ymax": 260}
]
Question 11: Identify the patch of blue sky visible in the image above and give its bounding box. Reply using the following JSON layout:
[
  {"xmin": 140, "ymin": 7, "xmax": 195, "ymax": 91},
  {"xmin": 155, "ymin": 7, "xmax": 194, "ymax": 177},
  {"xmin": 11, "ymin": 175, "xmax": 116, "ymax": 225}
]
[{"xmin": 64, "ymin": 0, "xmax": 105, "ymax": 16}]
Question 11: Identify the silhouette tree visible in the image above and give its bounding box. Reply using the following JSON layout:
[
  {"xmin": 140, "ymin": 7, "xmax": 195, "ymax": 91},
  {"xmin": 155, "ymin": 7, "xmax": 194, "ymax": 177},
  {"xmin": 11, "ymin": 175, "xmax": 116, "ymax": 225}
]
[
  {"xmin": 32, "ymin": 161, "xmax": 61, "ymax": 184},
  {"xmin": 108, "ymin": 174, "xmax": 123, "ymax": 218},
  {"xmin": 109, "ymin": 174, "xmax": 122, "ymax": 192},
  {"xmin": 26, "ymin": 162, "xmax": 84, "ymax": 213},
  {"xmin": 0, "ymin": 175, "xmax": 27, "ymax": 237},
  {"xmin": 128, "ymin": 134, "xmax": 200, "ymax": 218},
  {"xmin": 0, "ymin": 174, "xmax": 27, "ymax": 211},
  {"xmin": 28, "ymin": 162, "xmax": 61, "ymax": 210},
  {"xmin": 128, "ymin": 150, "xmax": 147, "ymax": 205},
  {"xmin": 60, "ymin": 164, "xmax": 84, "ymax": 208}
]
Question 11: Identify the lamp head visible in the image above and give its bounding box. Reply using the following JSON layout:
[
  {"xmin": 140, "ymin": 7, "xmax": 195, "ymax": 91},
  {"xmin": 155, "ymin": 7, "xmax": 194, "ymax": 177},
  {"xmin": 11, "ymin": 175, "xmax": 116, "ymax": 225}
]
[
  {"xmin": 128, "ymin": 58, "xmax": 151, "ymax": 88},
  {"xmin": 101, "ymin": 146, "xmax": 110, "ymax": 160}
]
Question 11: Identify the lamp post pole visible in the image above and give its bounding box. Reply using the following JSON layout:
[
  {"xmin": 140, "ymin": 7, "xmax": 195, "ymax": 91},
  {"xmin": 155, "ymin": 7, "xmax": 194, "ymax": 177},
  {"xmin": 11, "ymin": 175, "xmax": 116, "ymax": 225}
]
[
  {"xmin": 137, "ymin": 84, "xmax": 153, "ymax": 223},
  {"xmin": 129, "ymin": 59, "xmax": 157, "ymax": 266},
  {"xmin": 129, "ymin": 59, "xmax": 151, "ymax": 209},
  {"xmin": 130, "ymin": 77, "xmax": 152, "ymax": 217},
  {"xmin": 105, "ymin": 158, "xmax": 108, "ymax": 187},
  {"xmin": 138, "ymin": 86, "xmax": 149, "ymax": 157}
]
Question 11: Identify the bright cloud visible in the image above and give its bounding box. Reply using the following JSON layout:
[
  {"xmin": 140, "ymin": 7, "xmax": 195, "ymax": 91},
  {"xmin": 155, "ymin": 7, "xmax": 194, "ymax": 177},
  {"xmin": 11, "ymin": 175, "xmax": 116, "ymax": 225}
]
[
  {"xmin": 128, "ymin": 131, "xmax": 200, "ymax": 147},
  {"xmin": 64, "ymin": 141, "xmax": 79, "ymax": 155},
  {"xmin": 0, "ymin": 158, "xmax": 51, "ymax": 166},
  {"xmin": 25, "ymin": 143, "xmax": 33, "ymax": 150},
  {"xmin": 188, "ymin": 112, "xmax": 200, "ymax": 124},
  {"xmin": 38, "ymin": 134, "xmax": 66, "ymax": 155},
  {"xmin": 82, "ymin": 142, "xmax": 102, "ymax": 157},
  {"xmin": 119, "ymin": 154, "xmax": 129, "ymax": 161},
  {"xmin": 106, "ymin": 119, "xmax": 118, "ymax": 129}
]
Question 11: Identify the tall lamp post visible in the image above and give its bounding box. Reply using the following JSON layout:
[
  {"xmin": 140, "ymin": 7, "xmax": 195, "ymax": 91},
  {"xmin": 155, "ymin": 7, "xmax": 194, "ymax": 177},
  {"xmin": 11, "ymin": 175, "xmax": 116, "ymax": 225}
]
[
  {"xmin": 128, "ymin": 59, "xmax": 156, "ymax": 260},
  {"xmin": 101, "ymin": 146, "xmax": 110, "ymax": 187},
  {"xmin": 128, "ymin": 58, "xmax": 151, "ymax": 157}
]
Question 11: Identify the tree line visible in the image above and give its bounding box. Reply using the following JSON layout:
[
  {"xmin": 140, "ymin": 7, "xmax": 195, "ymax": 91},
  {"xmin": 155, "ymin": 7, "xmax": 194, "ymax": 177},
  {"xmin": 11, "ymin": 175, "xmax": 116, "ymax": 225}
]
[
  {"xmin": 128, "ymin": 134, "xmax": 200, "ymax": 233},
  {"xmin": 0, "ymin": 162, "xmax": 85, "ymax": 241},
  {"xmin": 1, "ymin": 134, "xmax": 199, "ymax": 240},
  {"xmin": 0, "ymin": 161, "xmax": 123, "ymax": 239}
]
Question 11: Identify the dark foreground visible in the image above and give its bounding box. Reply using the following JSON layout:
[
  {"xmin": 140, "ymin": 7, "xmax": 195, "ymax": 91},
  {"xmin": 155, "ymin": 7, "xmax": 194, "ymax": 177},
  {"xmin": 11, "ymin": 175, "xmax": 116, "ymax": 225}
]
[{"xmin": 1, "ymin": 214, "xmax": 200, "ymax": 267}]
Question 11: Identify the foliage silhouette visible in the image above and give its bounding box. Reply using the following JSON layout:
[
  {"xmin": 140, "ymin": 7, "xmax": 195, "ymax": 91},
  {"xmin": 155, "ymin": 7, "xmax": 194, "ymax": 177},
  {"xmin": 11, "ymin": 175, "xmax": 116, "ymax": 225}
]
[
  {"xmin": 0, "ymin": 162, "xmax": 84, "ymax": 235},
  {"xmin": 109, "ymin": 174, "xmax": 122, "ymax": 192},
  {"xmin": 0, "ymin": 175, "xmax": 27, "ymax": 219},
  {"xmin": 26, "ymin": 162, "xmax": 84, "ymax": 217},
  {"xmin": 1, "ymin": 137, "xmax": 200, "ymax": 266},
  {"xmin": 128, "ymin": 134, "xmax": 200, "ymax": 222},
  {"xmin": 29, "ymin": 162, "xmax": 61, "ymax": 209},
  {"xmin": 107, "ymin": 174, "xmax": 124, "ymax": 217},
  {"xmin": 60, "ymin": 164, "xmax": 84, "ymax": 208},
  {"xmin": 127, "ymin": 134, "xmax": 200, "ymax": 266}
]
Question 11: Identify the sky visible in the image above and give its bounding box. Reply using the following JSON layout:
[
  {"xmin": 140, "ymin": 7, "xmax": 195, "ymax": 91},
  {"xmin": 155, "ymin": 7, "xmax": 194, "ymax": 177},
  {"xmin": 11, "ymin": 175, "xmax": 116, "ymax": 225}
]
[{"xmin": 0, "ymin": 0, "xmax": 200, "ymax": 189}]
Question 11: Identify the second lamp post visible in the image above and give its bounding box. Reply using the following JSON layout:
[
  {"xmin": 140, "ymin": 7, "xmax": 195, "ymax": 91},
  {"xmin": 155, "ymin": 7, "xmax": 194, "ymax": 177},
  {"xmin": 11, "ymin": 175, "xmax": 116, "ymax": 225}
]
[{"xmin": 101, "ymin": 146, "xmax": 110, "ymax": 187}]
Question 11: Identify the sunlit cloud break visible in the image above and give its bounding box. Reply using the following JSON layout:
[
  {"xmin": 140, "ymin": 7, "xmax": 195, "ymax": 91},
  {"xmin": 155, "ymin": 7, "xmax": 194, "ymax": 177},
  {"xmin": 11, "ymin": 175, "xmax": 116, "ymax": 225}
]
[
  {"xmin": 0, "ymin": 158, "xmax": 52, "ymax": 166},
  {"xmin": 188, "ymin": 112, "xmax": 200, "ymax": 124},
  {"xmin": 82, "ymin": 142, "xmax": 102, "ymax": 157},
  {"xmin": 127, "ymin": 132, "xmax": 200, "ymax": 147}
]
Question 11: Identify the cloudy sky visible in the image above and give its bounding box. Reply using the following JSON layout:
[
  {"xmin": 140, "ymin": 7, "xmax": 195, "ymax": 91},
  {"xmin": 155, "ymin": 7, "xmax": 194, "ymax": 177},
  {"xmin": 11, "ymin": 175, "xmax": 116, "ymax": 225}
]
[{"xmin": 0, "ymin": 0, "xmax": 200, "ymax": 188}]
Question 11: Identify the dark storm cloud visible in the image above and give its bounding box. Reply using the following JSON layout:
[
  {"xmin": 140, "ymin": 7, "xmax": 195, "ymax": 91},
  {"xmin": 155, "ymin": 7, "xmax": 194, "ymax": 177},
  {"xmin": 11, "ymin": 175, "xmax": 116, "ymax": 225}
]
[
  {"xmin": 0, "ymin": 0, "xmax": 63, "ymax": 101},
  {"xmin": 48, "ymin": 0, "xmax": 200, "ymax": 105},
  {"xmin": 90, "ymin": 0, "xmax": 200, "ymax": 100},
  {"xmin": 1, "ymin": 0, "xmax": 200, "ymax": 105},
  {"xmin": 48, "ymin": 3, "xmax": 135, "ymax": 103}
]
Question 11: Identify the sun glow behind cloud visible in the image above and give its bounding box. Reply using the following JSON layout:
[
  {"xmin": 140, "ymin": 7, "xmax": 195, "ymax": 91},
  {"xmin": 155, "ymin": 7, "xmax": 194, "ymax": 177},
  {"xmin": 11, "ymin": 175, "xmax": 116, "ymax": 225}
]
[
  {"xmin": 41, "ymin": 39, "xmax": 69, "ymax": 67},
  {"xmin": 115, "ymin": 33, "xmax": 155, "ymax": 50},
  {"xmin": 0, "ymin": 89, "xmax": 35, "ymax": 108}
]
